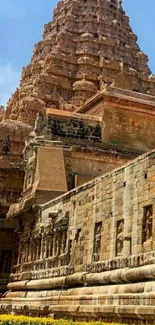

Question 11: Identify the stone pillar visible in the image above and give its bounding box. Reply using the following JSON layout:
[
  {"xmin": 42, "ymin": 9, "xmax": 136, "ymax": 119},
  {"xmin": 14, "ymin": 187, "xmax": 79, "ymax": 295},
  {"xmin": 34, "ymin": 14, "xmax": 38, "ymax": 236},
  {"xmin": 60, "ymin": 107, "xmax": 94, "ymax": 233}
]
[
  {"xmin": 35, "ymin": 237, "xmax": 41, "ymax": 260},
  {"xmin": 36, "ymin": 241, "xmax": 39, "ymax": 261},
  {"xmin": 17, "ymin": 245, "xmax": 23, "ymax": 265},
  {"xmin": 53, "ymin": 234, "xmax": 58, "ymax": 256},
  {"xmin": 40, "ymin": 236, "xmax": 46, "ymax": 260},
  {"xmin": 58, "ymin": 232, "xmax": 62, "ymax": 256},
  {"xmin": 45, "ymin": 237, "xmax": 49, "ymax": 259},
  {"xmin": 60, "ymin": 231, "xmax": 67, "ymax": 254},
  {"xmin": 33, "ymin": 240, "xmax": 37, "ymax": 261},
  {"xmin": 22, "ymin": 246, "xmax": 26, "ymax": 264},
  {"xmin": 123, "ymin": 236, "xmax": 131, "ymax": 257},
  {"xmin": 25, "ymin": 239, "xmax": 30, "ymax": 262},
  {"xmin": 30, "ymin": 239, "xmax": 34, "ymax": 261},
  {"xmin": 38, "ymin": 238, "xmax": 41, "ymax": 260},
  {"xmin": 49, "ymin": 236, "xmax": 53, "ymax": 257},
  {"xmin": 25, "ymin": 243, "xmax": 28, "ymax": 263},
  {"xmin": 27, "ymin": 240, "xmax": 31, "ymax": 262}
]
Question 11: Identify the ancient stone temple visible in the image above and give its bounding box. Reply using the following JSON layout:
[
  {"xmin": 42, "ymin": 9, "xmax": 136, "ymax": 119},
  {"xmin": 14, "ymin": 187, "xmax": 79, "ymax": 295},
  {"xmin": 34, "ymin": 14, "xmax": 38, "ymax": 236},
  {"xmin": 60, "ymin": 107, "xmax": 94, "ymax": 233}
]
[
  {"xmin": 2, "ymin": 118, "xmax": 155, "ymax": 324},
  {"xmin": 1, "ymin": 0, "xmax": 155, "ymax": 324},
  {"xmin": 4, "ymin": 0, "xmax": 155, "ymax": 126}
]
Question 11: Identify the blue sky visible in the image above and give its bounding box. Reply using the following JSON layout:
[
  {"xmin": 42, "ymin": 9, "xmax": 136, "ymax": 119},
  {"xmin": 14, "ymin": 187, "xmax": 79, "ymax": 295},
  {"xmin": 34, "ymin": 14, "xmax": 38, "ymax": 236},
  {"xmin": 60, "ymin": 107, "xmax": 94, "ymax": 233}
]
[{"xmin": 0, "ymin": 0, "xmax": 154, "ymax": 106}]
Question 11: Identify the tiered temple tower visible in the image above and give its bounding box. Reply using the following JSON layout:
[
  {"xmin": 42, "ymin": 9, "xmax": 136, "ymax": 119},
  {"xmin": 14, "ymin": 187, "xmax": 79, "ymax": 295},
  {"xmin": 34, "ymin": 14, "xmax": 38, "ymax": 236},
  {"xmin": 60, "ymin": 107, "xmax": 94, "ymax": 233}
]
[
  {"xmin": 2, "ymin": 3, "xmax": 155, "ymax": 322},
  {"xmin": 4, "ymin": 0, "xmax": 155, "ymax": 126}
]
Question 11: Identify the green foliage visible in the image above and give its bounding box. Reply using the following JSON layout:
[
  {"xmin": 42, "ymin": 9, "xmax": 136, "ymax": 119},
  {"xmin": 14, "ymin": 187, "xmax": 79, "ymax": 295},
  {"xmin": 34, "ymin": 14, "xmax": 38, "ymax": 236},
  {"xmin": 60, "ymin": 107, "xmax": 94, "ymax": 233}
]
[{"xmin": 0, "ymin": 315, "xmax": 126, "ymax": 325}]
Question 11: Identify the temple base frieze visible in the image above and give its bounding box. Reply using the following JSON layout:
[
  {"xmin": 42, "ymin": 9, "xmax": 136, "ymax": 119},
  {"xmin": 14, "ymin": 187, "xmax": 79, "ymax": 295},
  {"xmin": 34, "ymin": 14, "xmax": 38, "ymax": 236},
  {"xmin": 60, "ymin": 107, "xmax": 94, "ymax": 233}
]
[{"xmin": 2, "ymin": 282, "xmax": 155, "ymax": 324}]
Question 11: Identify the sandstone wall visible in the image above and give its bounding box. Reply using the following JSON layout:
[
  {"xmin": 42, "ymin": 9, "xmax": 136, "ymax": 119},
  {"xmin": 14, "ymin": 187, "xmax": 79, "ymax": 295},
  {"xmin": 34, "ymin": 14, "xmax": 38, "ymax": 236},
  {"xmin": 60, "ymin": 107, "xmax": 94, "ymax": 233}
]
[
  {"xmin": 34, "ymin": 110, "xmax": 139, "ymax": 191},
  {"xmin": 104, "ymin": 106, "xmax": 155, "ymax": 151},
  {"xmin": 40, "ymin": 150, "xmax": 155, "ymax": 265},
  {"xmin": 78, "ymin": 87, "xmax": 155, "ymax": 151},
  {"xmin": 3, "ymin": 150, "xmax": 155, "ymax": 323}
]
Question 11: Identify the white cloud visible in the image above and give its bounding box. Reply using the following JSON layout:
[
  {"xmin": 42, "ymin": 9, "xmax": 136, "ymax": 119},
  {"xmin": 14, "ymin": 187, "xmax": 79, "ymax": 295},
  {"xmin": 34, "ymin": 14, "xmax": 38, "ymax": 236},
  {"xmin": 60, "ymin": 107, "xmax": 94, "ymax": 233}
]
[{"xmin": 0, "ymin": 62, "xmax": 20, "ymax": 107}]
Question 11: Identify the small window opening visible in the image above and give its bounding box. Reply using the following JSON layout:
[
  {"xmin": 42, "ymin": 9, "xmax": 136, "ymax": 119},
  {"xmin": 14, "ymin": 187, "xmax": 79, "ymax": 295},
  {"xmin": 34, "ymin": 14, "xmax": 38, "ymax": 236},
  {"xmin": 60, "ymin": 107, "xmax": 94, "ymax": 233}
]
[
  {"xmin": 75, "ymin": 229, "xmax": 81, "ymax": 242},
  {"xmin": 144, "ymin": 173, "xmax": 147, "ymax": 179}
]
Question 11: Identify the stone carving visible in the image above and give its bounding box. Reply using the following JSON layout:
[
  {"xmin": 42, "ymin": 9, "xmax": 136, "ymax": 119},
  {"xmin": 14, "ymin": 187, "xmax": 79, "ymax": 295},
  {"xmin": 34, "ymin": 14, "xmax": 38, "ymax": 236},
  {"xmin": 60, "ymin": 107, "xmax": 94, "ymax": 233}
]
[
  {"xmin": 0, "ymin": 120, "xmax": 31, "ymax": 291},
  {"xmin": 116, "ymin": 219, "xmax": 124, "ymax": 257},
  {"xmin": 93, "ymin": 222, "xmax": 102, "ymax": 261},
  {"xmin": 98, "ymin": 75, "xmax": 106, "ymax": 90},
  {"xmin": 3, "ymin": 0, "xmax": 152, "ymax": 125},
  {"xmin": 3, "ymin": 138, "xmax": 155, "ymax": 322},
  {"xmin": 143, "ymin": 205, "xmax": 153, "ymax": 243},
  {"xmin": 1, "ymin": 0, "xmax": 155, "ymax": 323},
  {"xmin": 60, "ymin": 231, "xmax": 67, "ymax": 255},
  {"xmin": 34, "ymin": 111, "xmax": 47, "ymax": 136},
  {"xmin": 50, "ymin": 116, "xmax": 102, "ymax": 142}
]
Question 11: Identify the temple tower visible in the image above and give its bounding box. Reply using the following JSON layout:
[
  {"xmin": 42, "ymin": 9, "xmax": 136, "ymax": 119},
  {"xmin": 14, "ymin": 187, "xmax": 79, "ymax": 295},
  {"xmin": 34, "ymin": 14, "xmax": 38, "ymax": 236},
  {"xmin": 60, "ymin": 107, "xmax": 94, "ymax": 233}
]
[{"xmin": 4, "ymin": 0, "xmax": 153, "ymax": 126}]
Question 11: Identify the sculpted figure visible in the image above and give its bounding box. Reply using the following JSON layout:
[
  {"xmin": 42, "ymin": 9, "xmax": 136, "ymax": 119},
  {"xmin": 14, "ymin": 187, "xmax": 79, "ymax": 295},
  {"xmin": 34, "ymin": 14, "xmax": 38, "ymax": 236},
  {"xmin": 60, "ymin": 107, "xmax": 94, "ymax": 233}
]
[
  {"xmin": 60, "ymin": 231, "xmax": 67, "ymax": 254},
  {"xmin": 94, "ymin": 223, "xmax": 102, "ymax": 255},
  {"xmin": 145, "ymin": 209, "xmax": 153, "ymax": 241},
  {"xmin": 116, "ymin": 220, "xmax": 124, "ymax": 257},
  {"xmin": 34, "ymin": 111, "xmax": 47, "ymax": 136},
  {"xmin": 98, "ymin": 75, "xmax": 105, "ymax": 90}
]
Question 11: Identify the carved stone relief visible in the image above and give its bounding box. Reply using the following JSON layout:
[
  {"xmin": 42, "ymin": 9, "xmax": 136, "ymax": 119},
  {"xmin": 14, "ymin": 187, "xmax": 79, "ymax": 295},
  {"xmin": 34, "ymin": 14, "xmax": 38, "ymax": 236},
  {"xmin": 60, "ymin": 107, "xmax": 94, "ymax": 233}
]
[
  {"xmin": 93, "ymin": 222, "xmax": 102, "ymax": 262},
  {"xmin": 142, "ymin": 205, "xmax": 153, "ymax": 243},
  {"xmin": 116, "ymin": 219, "xmax": 124, "ymax": 257}
]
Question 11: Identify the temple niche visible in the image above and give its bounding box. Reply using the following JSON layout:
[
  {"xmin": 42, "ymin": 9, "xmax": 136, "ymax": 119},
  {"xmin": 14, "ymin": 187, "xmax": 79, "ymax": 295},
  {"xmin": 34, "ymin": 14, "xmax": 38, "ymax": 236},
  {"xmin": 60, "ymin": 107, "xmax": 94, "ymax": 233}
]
[
  {"xmin": 93, "ymin": 222, "xmax": 102, "ymax": 261},
  {"xmin": 116, "ymin": 219, "xmax": 124, "ymax": 257},
  {"xmin": 47, "ymin": 212, "xmax": 69, "ymax": 267},
  {"xmin": 142, "ymin": 205, "xmax": 153, "ymax": 245}
]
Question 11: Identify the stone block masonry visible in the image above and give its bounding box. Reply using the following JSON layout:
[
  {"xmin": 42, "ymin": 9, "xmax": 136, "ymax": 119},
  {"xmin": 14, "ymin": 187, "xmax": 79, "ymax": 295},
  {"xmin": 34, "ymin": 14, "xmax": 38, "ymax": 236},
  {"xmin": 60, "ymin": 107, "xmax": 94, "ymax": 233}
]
[
  {"xmin": 2, "ymin": 149, "xmax": 155, "ymax": 324},
  {"xmin": 4, "ymin": 0, "xmax": 154, "ymax": 125},
  {"xmin": 1, "ymin": 0, "xmax": 155, "ymax": 322}
]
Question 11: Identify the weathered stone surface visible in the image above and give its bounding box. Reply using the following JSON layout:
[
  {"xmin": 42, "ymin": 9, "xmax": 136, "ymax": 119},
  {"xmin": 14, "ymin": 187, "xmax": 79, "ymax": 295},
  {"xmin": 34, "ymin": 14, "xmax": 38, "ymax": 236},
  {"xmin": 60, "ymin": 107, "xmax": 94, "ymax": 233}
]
[
  {"xmin": 0, "ymin": 120, "xmax": 32, "ymax": 291},
  {"xmin": 78, "ymin": 86, "xmax": 155, "ymax": 151},
  {"xmin": 4, "ymin": 0, "xmax": 154, "ymax": 126},
  {"xmin": 1, "ymin": 1, "xmax": 155, "ymax": 323},
  {"xmin": 3, "ymin": 149, "xmax": 155, "ymax": 323}
]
